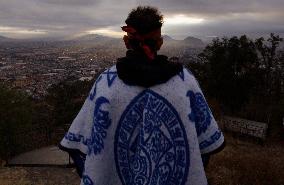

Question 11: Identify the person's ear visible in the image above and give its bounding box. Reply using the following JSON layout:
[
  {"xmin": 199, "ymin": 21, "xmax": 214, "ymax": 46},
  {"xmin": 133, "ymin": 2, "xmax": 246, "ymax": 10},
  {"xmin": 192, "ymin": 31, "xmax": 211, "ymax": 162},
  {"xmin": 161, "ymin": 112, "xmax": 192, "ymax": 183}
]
[
  {"xmin": 156, "ymin": 37, "xmax": 163, "ymax": 51},
  {"xmin": 123, "ymin": 35, "xmax": 131, "ymax": 49}
]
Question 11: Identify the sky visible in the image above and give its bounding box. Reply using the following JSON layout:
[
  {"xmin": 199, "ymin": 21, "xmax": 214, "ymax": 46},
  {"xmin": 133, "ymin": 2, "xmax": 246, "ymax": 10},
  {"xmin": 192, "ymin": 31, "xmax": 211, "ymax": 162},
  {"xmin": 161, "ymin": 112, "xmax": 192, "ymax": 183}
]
[{"xmin": 0, "ymin": 0, "xmax": 284, "ymax": 40}]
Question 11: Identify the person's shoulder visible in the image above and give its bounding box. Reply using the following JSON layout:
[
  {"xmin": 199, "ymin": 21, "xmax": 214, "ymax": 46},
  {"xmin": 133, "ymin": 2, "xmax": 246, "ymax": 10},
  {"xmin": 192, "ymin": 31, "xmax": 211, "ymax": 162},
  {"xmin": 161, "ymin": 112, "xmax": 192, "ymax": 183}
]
[
  {"xmin": 94, "ymin": 65, "xmax": 117, "ymax": 81},
  {"xmin": 89, "ymin": 65, "xmax": 118, "ymax": 98},
  {"xmin": 99, "ymin": 65, "xmax": 117, "ymax": 76},
  {"xmin": 178, "ymin": 67, "xmax": 197, "ymax": 82},
  {"xmin": 178, "ymin": 67, "xmax": 202, "ymax": 91}
]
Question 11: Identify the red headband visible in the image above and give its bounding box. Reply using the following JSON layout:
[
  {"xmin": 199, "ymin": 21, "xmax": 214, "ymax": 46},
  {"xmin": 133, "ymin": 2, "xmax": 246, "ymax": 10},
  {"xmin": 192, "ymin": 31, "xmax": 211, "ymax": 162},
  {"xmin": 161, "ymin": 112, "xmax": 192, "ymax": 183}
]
[{"xmin": 122, "ymin": 25, "xmax": 160, "ymax": 61}]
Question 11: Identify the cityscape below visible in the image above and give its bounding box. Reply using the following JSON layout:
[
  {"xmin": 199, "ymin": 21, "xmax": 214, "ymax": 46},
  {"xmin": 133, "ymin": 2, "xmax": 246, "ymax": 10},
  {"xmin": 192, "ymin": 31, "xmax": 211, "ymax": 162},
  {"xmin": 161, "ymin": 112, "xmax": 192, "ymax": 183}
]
[{"xmin": 0, "ymin": 34, "xmax": 205, "ymax": 99}]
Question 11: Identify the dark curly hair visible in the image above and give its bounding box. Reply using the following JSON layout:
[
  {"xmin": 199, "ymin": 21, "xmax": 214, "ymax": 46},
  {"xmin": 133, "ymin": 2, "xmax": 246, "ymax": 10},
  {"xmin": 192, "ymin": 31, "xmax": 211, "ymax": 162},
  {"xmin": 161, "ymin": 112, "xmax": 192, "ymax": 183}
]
[{"xmin": 125, "ymin": 6, "xmax": 163, "ymax": 35}]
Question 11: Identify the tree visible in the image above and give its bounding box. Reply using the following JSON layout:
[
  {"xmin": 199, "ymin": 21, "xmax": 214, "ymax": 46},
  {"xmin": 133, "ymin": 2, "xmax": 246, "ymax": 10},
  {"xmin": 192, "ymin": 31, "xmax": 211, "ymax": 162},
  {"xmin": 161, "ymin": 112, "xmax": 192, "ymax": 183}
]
[
  {"xmin": 0, "ymin": 84, "xmax": 33, "ymax": 161},
  {"xmin": 198, "ymin": 35, "xmax": 259, "ymax": 113},
  {"xmin": 255, "ymin": 33, "xmax": 283, "ymax": 98},
  {"xmin": 45, "ymin": 79, "xmax": 95, "ymax": 133}
]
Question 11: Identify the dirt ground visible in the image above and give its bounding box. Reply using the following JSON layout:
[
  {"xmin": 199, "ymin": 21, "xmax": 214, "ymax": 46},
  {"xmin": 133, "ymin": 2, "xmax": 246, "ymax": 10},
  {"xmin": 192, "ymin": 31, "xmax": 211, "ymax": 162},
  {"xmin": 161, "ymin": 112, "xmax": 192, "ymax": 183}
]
[
  {"xmin": 0, "ymin": 167, "xmax": 80, "ymax": 185},
  {"xmin": 1, "ymin": 133, "xmax": 284, "ymax": 185},
  {"xmin": 206, "ymin": 133, "xmax": 284, "ymax": 185}
]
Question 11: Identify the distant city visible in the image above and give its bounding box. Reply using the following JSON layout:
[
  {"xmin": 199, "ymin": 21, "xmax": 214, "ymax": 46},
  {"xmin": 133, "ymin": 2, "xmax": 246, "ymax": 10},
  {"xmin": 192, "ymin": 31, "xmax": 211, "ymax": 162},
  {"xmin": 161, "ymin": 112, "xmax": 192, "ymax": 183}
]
[{"xmin": 0, "ymin": 34, "xmax": 205, "ymax": 99}]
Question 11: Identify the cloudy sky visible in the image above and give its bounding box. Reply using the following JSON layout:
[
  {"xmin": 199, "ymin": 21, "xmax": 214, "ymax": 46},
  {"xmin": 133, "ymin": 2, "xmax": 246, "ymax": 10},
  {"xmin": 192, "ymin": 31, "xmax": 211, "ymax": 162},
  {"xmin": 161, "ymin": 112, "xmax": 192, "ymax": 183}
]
[{"xmin": 0, "ymin": 0, "xmax": 283, "ymax": 40}]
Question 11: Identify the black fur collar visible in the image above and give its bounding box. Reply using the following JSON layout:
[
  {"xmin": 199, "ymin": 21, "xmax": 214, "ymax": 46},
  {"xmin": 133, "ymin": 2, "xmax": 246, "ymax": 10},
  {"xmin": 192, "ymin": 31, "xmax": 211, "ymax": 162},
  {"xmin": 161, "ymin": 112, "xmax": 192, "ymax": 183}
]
[{"xmin": 116, "ymin": 50, "xmax": 183, "ymax": 88}]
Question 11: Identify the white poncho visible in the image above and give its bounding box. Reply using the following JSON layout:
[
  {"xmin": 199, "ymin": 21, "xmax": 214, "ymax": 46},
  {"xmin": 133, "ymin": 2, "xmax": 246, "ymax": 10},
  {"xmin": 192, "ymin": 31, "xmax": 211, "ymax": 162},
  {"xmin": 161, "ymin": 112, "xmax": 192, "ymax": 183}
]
[{"xmin": 60, "ymin": 65, "xmax": 224, "ymax": 185}]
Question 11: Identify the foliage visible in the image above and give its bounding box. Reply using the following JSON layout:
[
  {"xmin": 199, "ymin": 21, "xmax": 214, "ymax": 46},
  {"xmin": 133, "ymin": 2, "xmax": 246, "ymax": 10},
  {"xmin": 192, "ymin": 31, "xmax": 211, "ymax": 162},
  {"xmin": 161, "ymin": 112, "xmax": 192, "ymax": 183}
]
[
  {"xmin": 195, "ymin": 35, "xmax": 259, "ymax": 112},
  {"xmin": 187, "ymin": 33, "xmax": 284, "ymax": 125},
  {"xmin": 0, "ymin": 72, "xmax": 101, "ymax": 160},
  {"xmin": 0, "ymin": 84, "xmax": 33, "ymax": 160},
  {"xmin": 255, "ymin": 33, "xmax": 284, "ymax": 98},
  {"xmin": 45, "ymin": 79, "xmax": 94, "ymax": 130}
]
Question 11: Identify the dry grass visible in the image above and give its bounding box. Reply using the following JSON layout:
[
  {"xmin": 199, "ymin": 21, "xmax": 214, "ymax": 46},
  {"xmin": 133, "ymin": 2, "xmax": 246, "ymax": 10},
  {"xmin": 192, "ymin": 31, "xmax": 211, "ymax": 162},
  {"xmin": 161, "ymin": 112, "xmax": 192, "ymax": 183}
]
[{"xmin": 206, "ymin": 133, "xmax": 284, "ymax": 185}]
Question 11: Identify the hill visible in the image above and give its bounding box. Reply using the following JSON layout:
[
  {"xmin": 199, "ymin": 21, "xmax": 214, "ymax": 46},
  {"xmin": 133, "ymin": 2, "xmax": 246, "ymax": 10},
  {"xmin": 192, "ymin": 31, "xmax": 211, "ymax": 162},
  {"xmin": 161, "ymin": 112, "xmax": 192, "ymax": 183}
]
[
  {"xmin": 67, "ymin": 34, "xmax": 122, "ymax": 48},
  {"xmin": 183, "ymin": 36, "xmax": 205, "ymax": 48},
  {"xmin": 0, "ymin": 35, "xmax": 15, "ymax": 42}
]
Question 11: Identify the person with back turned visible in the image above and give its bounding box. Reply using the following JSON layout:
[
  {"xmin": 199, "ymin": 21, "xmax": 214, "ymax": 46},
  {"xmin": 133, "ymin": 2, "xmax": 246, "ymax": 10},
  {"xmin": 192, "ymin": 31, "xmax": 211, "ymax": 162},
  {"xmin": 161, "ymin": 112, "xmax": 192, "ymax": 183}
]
[{"xmin": 59, "ymin": 6, "xmax": 225, "ymax": 185}]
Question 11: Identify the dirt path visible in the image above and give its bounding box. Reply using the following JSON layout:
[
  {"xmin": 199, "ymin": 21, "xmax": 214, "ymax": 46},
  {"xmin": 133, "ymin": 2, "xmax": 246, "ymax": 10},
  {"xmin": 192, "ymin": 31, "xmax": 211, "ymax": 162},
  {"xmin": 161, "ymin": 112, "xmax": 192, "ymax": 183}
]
[{"xmin": 8, "ymin": 146, "xmax": 71, "ymax": 166}]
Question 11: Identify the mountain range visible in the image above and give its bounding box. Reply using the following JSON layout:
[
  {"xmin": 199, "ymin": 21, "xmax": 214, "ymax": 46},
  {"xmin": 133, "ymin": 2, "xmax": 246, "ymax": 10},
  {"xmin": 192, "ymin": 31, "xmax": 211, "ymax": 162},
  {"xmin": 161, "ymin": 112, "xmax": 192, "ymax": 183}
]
[
  {"xmin": 163, "ymin": 35, "xmax": 205, "ymax": 48},
  {"xmin": 0, "ymin": 34, "xmax": 206, "ymax": 48},
  {"xmin": 70, "ymin": 34, "xmax": 206, "ymax": 48},
  {"xmin": 2, "ymin": 34, "xmax": 282, "ymax": 49},
  {"xmin": 0, "ymin": 35, "xmax": 16, "ymax": 42}
]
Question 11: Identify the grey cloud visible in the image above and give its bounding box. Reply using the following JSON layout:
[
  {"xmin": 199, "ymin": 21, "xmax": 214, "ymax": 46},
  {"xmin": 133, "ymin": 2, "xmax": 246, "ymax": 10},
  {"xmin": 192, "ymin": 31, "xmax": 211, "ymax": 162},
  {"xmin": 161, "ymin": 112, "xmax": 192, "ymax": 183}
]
[
  {"xmin": 0, "ymin": 0, "xmax": 118, "ymax": 30},
  {"xmin": 39, "ymin": 0, "xmax": 101, "ymax": 6},
  {"xmin": 145, "ymin": 0, "xmax": 284, "ymax": 15},
  {"xmin": 163, "ymin": 13, "xmax": 284, "ymax": 39},
  {"xmin": 0, "ymin": 0, "xmax": 283, "ymax": 38}
]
